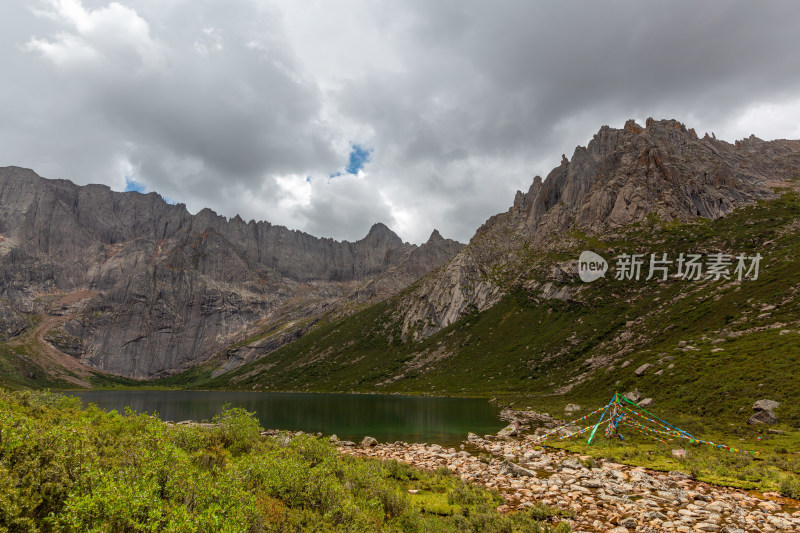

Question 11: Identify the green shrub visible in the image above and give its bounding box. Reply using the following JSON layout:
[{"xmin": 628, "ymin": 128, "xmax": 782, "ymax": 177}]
[
  {"xmin": 779, "ymin": 475, "xmax": 800, "ymax": 499},
  {"xmin": 212, "ymin": 405, "xmax": 262, "ymax": 456},
  {"xmin": 447, "ymin": 482, "xmax": 490, "ymax": 506}
]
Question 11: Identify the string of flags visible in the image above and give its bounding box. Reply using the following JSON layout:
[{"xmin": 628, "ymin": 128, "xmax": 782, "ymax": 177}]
[{"xmin": 516, "ymin": 392, "xmax": 761, "ymax": 456}]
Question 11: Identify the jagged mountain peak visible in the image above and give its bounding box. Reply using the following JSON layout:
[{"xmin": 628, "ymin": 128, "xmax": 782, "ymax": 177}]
[
  {"xmin": 364, "ymin": 222, "xmax": 400, "ymax": 240},
  {"xmin": 517, "ymin": 117, "xmax": 800, "ymax": 239},
  {"xmin": 426, "ymin": 229, "xmax": 443, "ymax": 243}
]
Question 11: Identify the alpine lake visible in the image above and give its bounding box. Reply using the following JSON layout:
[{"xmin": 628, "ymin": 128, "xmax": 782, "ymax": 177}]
[{"xmin": 67, "ymin": 390, "xmax": 505, "ymax": 446}]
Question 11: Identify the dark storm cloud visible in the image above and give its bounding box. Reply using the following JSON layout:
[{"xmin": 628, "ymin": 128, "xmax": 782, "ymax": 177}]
[{"xmin": 1, "ymin": 1, "xmax": 799, "ymax": 243}]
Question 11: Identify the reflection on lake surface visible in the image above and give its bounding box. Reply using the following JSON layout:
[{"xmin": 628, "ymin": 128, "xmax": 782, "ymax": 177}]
[{"xmin": 67, "ymin": 390, "xmax": 504, "ymax": 446}]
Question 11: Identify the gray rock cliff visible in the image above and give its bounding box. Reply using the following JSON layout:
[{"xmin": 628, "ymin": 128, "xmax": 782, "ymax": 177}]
[{"xmin": 0, "ymin": 167, "xmax": 464, "ymax": 378}]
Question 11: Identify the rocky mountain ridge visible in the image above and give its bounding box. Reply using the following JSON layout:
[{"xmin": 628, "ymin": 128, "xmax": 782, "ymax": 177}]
[
  {"xmin": 0, "ymin": 166, "xmax": 463, "ymax": 379},
  {"xmin": 394, "ymin": 118, "xmax": 800, "ymax": 342}
]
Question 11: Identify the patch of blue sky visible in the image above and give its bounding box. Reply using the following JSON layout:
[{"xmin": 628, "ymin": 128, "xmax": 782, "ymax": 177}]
[
  {"xmin": 123, "ymin": 176, "xmax": 146, "ymax": 193},
  {"xmin": 345, "ymin": 144, "xmax": 372, "ymax": 174},
  {"xmin": 330, "ymin": 144, "xmax": 373, "ymax": 178}
]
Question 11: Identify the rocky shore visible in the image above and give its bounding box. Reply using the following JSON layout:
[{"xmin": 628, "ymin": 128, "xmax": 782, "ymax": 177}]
[{"xmin": 339, "ymin": 435, "xmax": 800, "ymax": 533}]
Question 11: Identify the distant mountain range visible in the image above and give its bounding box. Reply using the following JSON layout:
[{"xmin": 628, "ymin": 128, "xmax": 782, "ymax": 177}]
[{"xmin": 0, "ymin": 166, "xmax": 462, "ymax": 383}]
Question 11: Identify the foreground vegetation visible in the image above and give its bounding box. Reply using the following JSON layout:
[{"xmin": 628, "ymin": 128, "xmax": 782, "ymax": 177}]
[{"xmin": 0, "ymin": 389, "xmax": 571, "ymax": 532}]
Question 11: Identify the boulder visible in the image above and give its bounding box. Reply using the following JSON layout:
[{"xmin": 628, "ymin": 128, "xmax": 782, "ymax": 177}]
[
  {"xmin": 753, "ymin": 399, "xmax": 780, "ymax": 412},
  {"xmin": 624, "ymin": 390, "xmax": 642, "ymax": 403},
  {"xmin": 561, "ymin": 457, "xmax": 584, "ymax": 470},
  {"xmin": 497, "ymin": 423, "xmax": 518, "ymax": 437},
  {"xmin": 329, "ymin": 434, "xmax": 339, "ymax": 443},
  {"xmin": 634, "ymin": 363, "xmax": 652, "ymax": 376},
  {"xmin": 361, "ymin": 436, "xmax": 378, "ymax": 447},
  {"xmin": 638, "ymin": 398, "xmax": 654, "ymax": 408},
  {"xmin": 747, "ymin": 410, "xmax": 778, "ymax": 425},
  {"xmin": 500, "ymin": 460, "xmax": 536, "ymax": 477},
  {"xmin": 565, "ymin": 403, "xmax": 581, "ymax": 413}
]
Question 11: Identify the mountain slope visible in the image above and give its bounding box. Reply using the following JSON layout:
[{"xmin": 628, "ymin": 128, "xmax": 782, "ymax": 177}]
[{"xmin": 0, "ymin": 167, "xmax": 463, "ymax": 381}]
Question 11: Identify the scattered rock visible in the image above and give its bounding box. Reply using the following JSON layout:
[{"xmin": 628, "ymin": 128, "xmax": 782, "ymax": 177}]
[
  {"xmin": 361, "ymin": 436, "xmax": 378, "ymax": 447},
  {"xmin": 638, "ymin": 398, "xmax": 654, "ymax": 408},
  {"xmin": 329, "ymin": 434, "xmax": 339, "ymax": 443},
  {"xmin": 671, "ymin": 449, "xmax": 687, "ymax": 459},
  {"xmin": 565, "ymin": 403, "xmax": 581, "ymax": 413},
  {"xmin": 634, "ymin": 363, "xmax": 652, "ymax": 376},
  {"xmin": 339, "ymin": 434, "xmax": 800, "ymax": 533}
]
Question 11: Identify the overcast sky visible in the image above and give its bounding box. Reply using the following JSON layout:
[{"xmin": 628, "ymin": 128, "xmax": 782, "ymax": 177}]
[{"xmin": 2, "ymin": 1, "xmax": 799, "ymax": 243}]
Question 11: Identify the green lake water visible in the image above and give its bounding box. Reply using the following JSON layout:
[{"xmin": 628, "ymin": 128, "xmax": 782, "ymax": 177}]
[{"xmin": 67, "ymin": 390, "xmax": 504, "ymax": 446}]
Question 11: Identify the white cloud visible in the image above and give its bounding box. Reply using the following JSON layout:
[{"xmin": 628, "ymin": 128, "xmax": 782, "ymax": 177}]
[
  {"xmin": 719, "ymin": 99, "xmax": 800, "ymax": 142},
  {"xmin": 25, "ymin": 31, "xmax": 100, "ymax": 68},
  {"xmin": 274, "ymin": 174, "xmax": 312, "ymax": 210},
  {"xmin": 194, "ymin": 26, "xmax": 223, "ymax": 57},
  {"xmin": 26, "ymin": 0, "xmax": 164, "ymax": 72},
  {"xmin": 3, "ymin": 0, "xmax": 800, "ymax": 244}
]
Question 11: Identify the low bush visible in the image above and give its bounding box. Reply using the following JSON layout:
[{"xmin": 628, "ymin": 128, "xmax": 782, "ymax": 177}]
[{"xmin": 0, "ymin": 389, "xmax": 571, "ymax": 532}]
